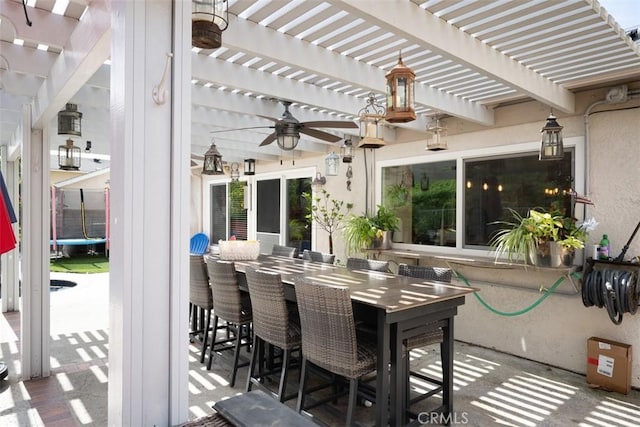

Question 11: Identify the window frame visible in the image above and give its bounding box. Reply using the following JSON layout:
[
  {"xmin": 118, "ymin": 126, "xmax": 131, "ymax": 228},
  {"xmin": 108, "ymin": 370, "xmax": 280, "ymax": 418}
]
[{"xmin": 376, "ymin": 136, "xmax": 585, "ymax": 258}]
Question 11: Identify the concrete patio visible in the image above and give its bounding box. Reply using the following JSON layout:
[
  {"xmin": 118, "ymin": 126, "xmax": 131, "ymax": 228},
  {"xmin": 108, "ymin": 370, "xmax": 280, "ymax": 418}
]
[{"xmin": 0, "ymin": 272, "xmax": 638, "ymax": 426}]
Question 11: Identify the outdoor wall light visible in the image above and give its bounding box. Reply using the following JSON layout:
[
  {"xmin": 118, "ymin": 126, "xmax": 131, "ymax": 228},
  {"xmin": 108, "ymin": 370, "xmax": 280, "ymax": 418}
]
[
  {"xmin": 192, "ymin": 0, "xmax": 229, "ymax": 49},
  {"xmin": 202, "ymin": 141, "xmax": 224, "ymax": 175},
  {"xmin": 325, "ymin": 152, "xmax": 340, "ymax": 176},
  {"xmin": 539, "ymin": 111, "xmax": 564, "ymax": 161},
  {"xmin": 58, "ymin": 103, "xmax": 82, "ymax": 137},
  {"xmin": 58, "ymin": 138, "xmax": 81, "ymax": 170},
  {"xmin": 230, "ymin": 162, "xmax": 240, "ymax": 182},
  {"xmin": 244, "ymin": 158, "xmax": 255, "ymax": 175},
  {"xmin": 312, "ymin": 172, "xmax": 326, "ymax": 188},
  {"xmin": 85, "ymin": 141, "xmax": 92, "ymax": 152},
  {"xmin": 385, "ymin": 52, "xmax": 416, "ymax": 123}
]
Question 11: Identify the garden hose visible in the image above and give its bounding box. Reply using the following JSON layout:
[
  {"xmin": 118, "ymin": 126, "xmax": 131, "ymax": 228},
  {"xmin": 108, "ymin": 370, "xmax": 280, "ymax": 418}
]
[
  {"xmin": 453, "ymin": 271, "xmax": 577, "ymax": 317},
  {"xmin": 582, "ymin": 268, "xmax": 639, "ymax": 325}
]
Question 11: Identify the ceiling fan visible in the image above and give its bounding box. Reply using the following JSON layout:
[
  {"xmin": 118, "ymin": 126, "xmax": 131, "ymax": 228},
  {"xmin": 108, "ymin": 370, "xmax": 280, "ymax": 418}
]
[{"xmin": 256, "ymin": 101, "xmax": 358, "ymax": 150}]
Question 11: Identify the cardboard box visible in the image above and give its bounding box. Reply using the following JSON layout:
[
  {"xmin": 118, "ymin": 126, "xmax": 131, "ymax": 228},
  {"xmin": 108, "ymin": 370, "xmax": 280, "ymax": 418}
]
[{"xmin": 586, "ymin": 337, "xmax": 632, "ymax": 394}]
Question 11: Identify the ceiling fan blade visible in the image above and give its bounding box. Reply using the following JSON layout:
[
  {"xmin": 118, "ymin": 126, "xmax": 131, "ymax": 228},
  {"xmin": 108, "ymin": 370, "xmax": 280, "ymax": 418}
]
[
  {"xmin": 256, "ymin": 114, "xmax": 281, "ymax": 123},
  {"xmin": 259, "ymin": 132, "xmax": 278, "ymax": 146},
  {"xmin": 299, "ymin": 127, "xmax": 342, "ymax": 143},
  {"xmin": 302, "ymin": 120, "xmax": 358, "ymax": 129},
  {"xmin": 191, "ymin": 154, "xmax": 204, "ymax": 160}
]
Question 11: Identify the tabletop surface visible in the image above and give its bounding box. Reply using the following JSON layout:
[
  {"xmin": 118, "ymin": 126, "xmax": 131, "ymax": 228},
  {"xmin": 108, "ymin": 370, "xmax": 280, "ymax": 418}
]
[{"xmin": 232, "ymin": 255, "xmax": 477, "ymax": 313}]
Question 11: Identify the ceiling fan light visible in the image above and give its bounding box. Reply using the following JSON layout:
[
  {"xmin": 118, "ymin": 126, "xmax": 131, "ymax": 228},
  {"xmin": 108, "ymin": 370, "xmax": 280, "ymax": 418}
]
[{"xmin": 276, "ymin": 132, "xmax": 299, "ymax": 151}]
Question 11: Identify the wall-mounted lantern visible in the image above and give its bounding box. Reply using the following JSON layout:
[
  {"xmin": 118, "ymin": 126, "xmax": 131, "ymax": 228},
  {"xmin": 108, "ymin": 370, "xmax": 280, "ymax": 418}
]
[{"xmin": 244, "ymin": 158, "xmax": 255, "ymax": 175}]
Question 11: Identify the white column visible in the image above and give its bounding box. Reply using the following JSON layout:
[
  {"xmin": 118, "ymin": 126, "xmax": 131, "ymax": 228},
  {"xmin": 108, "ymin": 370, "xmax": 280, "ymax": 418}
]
[
  {"xmin": 1, "ymin": 145, "xmax": 20, "ymax": 313},
  {"xmin": 109, "ymin": 0, "xmax": 190, "ymax": 425},
  {"xmin": 20, "ymin": 106, "xmax": 51, "ymax": 379}
]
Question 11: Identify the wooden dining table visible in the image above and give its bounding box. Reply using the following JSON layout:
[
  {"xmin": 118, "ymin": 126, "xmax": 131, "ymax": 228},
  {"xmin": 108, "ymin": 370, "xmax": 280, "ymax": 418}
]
[{"xmin": 232, "ymin": 254, "xmax": 476, "ymax": 426}]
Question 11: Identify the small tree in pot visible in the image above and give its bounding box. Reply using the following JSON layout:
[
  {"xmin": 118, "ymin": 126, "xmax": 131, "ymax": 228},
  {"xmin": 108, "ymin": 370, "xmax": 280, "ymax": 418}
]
[{"xmin": 303, "ymin": 189, "xmax": 352, "ymax": 255}]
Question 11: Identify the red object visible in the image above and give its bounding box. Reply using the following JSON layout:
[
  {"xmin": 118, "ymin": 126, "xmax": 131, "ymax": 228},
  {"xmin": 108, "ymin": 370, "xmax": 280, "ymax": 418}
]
[
  {"xmin": 0, "ymin": 191, "xmax": 16, "ymax": 254},
  {"xmin": 587, "ymin": 357, "xmax": 599, "ymax": 366}
]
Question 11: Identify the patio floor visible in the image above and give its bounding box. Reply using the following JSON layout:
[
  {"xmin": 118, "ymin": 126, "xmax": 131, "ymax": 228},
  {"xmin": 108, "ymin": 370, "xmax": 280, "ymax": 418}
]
[{"xmin": 0, "ymin": 272, "xmax": 638, "ymax": 426}]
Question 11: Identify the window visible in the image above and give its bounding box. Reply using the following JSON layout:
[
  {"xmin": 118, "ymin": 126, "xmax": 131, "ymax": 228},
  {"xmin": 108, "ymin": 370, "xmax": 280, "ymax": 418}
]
[
  {"xmin": 380, "ymin": 146, "xmax": 575, "ymax": 251},
  {"xmin": 286, "ymin": 177, "xmax": 311, "ymax": 252},
  {"xmin": 464, "ymin": 151, "xmax": 573, "ymax": 247},
  {"xmin": 210, "ymin": 181, "xmax": 248, "ymax": 242},
  {"xmin": 381, "ymin": 161, "xmax": 456, "ymax": 247}
]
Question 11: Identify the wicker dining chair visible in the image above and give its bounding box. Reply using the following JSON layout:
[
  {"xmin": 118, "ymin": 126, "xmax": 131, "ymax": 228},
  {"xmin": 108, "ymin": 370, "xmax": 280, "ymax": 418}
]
[
  {"xmin": 244, "ymin": 267, "xmax": 301, "ymax": 402},
  {"xmin": 271, "ymin": 244, "xmax": 298, "ymax": 258},
  {"xmin": 397, "ymin": 263, "xmax": 453, "ymax": 411},
  {"xmin": 346, "ymin": 257, "xmax": 390, "ymax": 272},
  {"xmin": 189, "ymin": 254, "xmax": 213, "ymax": 364},
  {"xmin": 205, "ymin": 258, "xmax": 253, "ymax": 387},
  {"xmin": 294, "ymin": 278, "xmax": 377, "ymax": 426},
  {"xmin": 302, "ymin": 249, "xmax": 335, "ymax": 264}
]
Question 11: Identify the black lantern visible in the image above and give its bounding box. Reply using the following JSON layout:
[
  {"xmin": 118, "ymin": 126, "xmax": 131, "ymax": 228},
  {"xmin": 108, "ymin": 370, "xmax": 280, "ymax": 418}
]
[
  {"xmin": 539, "ymin": 112, "xmax": 564, "ymax": 161},
  {"xmin": 358, "ymin": 92, "xmax": 386, "ymax": 149},
  {"xmin": 58, "ymin": 138, "xmax": 81, "ymax": 170},
  {"xmin": 340, "ymin": 138, "xmax": 354, "ymax": 163},
  {"xmin": 385, "ymin": 52, "xmax": 416, "ymax": 123},
  {"xmin": 192, "ymin": 0, "xmax": 229, "ymax": 49},
  {"xmin": 58, "ymin": 103, "xmax": 82, "ymax": 136},
  {"xmin": 202, "ymin": 142, "xmax": 224, "ymax": 175},
  {"xmin": 244, "ymin": 158, "xmax": 255, "ymax": 175}
]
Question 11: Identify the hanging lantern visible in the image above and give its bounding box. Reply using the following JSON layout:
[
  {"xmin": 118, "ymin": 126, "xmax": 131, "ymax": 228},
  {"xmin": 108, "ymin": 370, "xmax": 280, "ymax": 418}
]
[
  {"xmin": 340, "ymin": 137, "xmax": 354, "ymax": 163},
  {"xmin": 58, "ymin": 103, "xmax": 82, "ymax": 136},
  {"xmin": 426, "ymin": 115, "xmax": 448, "ymax": 151},
  {"xmin": 58, "ymin": 138, "xmax": 81, "ymax": 170},
  {"xmin": 385, "ymin": 52, "xmax": 416, "ymax": 123},
  {"xmin": 202, "ymin": 142, "xmax": 224, "ymax": 175},
  {"xmin": 358, "ymin": 92, "xmax": 386, "ymax": 149},
  {"xmin": 311, "ymin": 172, "xmax": 326, "ymax": 188},
  {"xmin": 244, "ymin": 158, "xmax": 255, "ymax": 175},
  {"xmin": 325, "ymin": 152, "xmax": 340, "ymax": 176},
  {"xmin": 192, "ymin": 0, "xmax": 229, "ymax": 49},
  {"xmin": 539, "ymin": 111, "xmax": 564, "ymax": 161}
]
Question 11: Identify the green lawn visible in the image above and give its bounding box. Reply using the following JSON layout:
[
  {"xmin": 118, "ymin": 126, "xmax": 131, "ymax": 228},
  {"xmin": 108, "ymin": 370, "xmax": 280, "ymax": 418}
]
[{"xmin": 50, "ymin": 255, "xmax": 109, "ymax": 273}]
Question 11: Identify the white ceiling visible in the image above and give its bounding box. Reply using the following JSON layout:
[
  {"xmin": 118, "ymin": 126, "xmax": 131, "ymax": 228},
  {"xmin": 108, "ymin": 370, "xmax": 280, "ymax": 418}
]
[{"xmin": 1, "ymin": 0, "xmax": 639, "ymax": 169}]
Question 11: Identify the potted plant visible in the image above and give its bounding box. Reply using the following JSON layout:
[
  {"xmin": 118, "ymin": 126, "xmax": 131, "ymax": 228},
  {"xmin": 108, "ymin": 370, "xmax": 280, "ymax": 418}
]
[
  {"xmin": 344, "ymin": 205, "xmax": 400, "ymax": 255},
  {"xmin": 303, "ymin": 189, "xmax": 352, "ymax": 254},
  {"xmin": 489, "ymin": 208, "xmax": 596, "ymax": 266}
]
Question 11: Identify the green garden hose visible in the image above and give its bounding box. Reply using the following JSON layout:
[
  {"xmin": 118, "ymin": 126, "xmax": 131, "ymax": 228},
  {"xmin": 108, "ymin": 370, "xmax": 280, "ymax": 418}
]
[{"xmin": 454, "ymin": 270, "xmax": 580, "ymax": 317}]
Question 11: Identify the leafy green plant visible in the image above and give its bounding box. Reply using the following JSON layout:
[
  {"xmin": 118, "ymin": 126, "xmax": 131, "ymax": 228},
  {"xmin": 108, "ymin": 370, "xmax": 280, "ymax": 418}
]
[
  {"xmin": 303, "ymin": 189, "xmax": 352, "ymax": 254},
  {"xmin": 343, "ymin": 205, "xmax": 400, "ymax": 255},
  {"xmin": 489, "ymin": 208, "xmax": 596, "ymax": 264}
]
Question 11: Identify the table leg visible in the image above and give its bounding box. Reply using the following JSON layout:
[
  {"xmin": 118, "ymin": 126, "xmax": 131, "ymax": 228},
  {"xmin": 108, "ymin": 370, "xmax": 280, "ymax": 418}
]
[
  {"xmin": 442, "ymin": 316, "xmax": 454, "ymax": 421},
  {"xmin": 376, "ymin": 312, "xmax": 390, "ymax": 427},
  {"xmin": 389, "ymin": 322, "xmax": 404, "ymax": 426}
]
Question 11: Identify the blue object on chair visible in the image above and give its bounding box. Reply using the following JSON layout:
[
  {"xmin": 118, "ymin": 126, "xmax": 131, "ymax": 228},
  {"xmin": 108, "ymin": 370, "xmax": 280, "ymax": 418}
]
[{"xmin": 190, "ymin": 233, "xmax": 210, "ymax": 255}]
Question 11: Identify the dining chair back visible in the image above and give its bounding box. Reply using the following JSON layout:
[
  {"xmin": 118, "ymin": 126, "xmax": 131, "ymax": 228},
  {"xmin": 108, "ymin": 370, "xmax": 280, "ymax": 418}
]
[
  {"xmin": 346, "ymin": 257, "xmax": 390, "ymax": 272},
  {"xmin": 205, "ymin": 258, "xmax": 252, "ymax": 386},
  {"xmin": 244, "ymin": 267, "xmax": 301, "ymax": 401},
  {"xmin": 302, "ymin": 249, "xmax": 335, "ymax": 264},
  {"xmin": 398, "ymin": 263, "xmax": 452, "ymax": 283},
  {"xmin": 189, "ymin": 254, "xmax": 213, "ymax": 363},
  {"xmin": 271, "ymin": 244, "xmax": 298, "ymax": 258},
  {"xmin": 294, "ymin": 278, "xmax": 377, "ymax": 426}
]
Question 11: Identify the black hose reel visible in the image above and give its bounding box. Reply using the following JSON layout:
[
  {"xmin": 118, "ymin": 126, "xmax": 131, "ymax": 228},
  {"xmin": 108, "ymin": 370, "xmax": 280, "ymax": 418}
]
[{"xmin": 582, "ymin": 221, "xmax": 640, "ymax": 325}]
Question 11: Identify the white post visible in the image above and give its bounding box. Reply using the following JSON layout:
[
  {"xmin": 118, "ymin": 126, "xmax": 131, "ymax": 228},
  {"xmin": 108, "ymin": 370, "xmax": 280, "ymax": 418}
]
[
  {"xmin": 109, "ymin": 0, "xmax": 190, "ymax": 425},
  {"xmin": 20, "ymin": 106, "xmax": 51, "ymax": 379}
]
